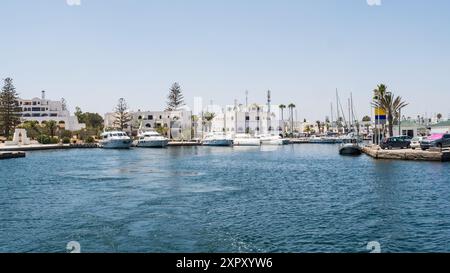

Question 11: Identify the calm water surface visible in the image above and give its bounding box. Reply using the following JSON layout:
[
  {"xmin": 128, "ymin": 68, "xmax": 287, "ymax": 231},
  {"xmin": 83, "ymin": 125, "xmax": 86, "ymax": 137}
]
[{"xmin": 1, "ymin": 144, "xmax": 450, "ymax": 253}]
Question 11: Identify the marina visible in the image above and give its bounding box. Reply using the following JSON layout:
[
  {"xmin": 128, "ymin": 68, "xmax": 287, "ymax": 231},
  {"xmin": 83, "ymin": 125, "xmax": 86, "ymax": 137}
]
[
  {"xmin": 1, "ymin": 0, "xmax": 450, "ymax": 256},
  {"xmin": 1, "ymin": 144, "xmax": 450, "ymax": 252}
]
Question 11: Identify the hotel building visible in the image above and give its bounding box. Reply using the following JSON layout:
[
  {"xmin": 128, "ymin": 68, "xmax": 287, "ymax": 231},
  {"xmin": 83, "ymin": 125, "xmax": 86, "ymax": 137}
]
[{"xmin": 17, "ymin": 91, "xmax": 86, "ymax": 131}]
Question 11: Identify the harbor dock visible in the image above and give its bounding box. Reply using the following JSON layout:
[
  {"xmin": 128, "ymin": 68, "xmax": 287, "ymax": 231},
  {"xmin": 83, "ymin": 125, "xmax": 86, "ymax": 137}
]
[
  {"xmin": 0, "ymin": 151, "xmax": 26, "ymax": 160},
  {"xmin": 0, "ymin": 143, "xmax": 99, "ymax": 152},
  {"xmin": 362, "ymin": 145, "xmax": 450, "ymax": 162}
]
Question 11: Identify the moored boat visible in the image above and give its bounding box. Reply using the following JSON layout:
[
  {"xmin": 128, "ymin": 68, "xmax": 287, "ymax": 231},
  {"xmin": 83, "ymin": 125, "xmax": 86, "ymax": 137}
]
[
  {"xmin": 339, "ymin": 137, "xmax": 362, "ymax": 155},
  {"xmin": 100, "ymin": 131, "xmax": 132, "ymax": 149},
  {"xmin": 233, "ymin": 134, "xmax": 261, "ymax": 146},
  {"xmin": 136, "ymin": 130, "xmax": 169, "ymax": 148},
  {"xmin": 202, "ymin": 133, "xmax": 233, "ymax": 147},
  {"xmin": 260, "ymin": 134, "xmax": 289, "ymax": 145}
]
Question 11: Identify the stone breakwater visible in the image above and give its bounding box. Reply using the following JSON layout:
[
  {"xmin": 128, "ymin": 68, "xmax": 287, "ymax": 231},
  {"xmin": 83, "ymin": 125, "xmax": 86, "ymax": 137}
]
[
  {"xmin": 0, "ymin": 151, "xmax": 26, "ymax": 160},
  {"xmin": 362, "ymin": 145, "xmax": 450, "ymax": 162}
]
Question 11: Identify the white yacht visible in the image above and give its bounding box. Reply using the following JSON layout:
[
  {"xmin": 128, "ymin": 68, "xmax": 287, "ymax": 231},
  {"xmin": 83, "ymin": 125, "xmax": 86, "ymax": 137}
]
[
  {"xmin": 233, "ymin": 134, "xmax": 261, "ymax": 146},
  {"xmin": 259, "ymin": 134, "xmax": 289, "ymax": 145},
  {"xmin": 100, "ymin": 131, "xmax": 132, "ymax": 149},
  {"xmin": 136, "ymin": 130, "xmax": 169, "ymax": 148},
  {"xmin": 202, "ymin": 132, "xmax": 233, "ymax": 147}
]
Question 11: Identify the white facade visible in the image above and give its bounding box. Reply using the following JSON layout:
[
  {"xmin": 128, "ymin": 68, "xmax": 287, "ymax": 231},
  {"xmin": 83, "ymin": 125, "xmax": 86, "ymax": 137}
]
[
  {"xmin": 204, "ymin": 103, "xmax": 283, "ymax": 136},
  {"xmin": 193, "ymin": 97, "xmax": 203, "ymax": 117},
  {"xmin": 104, "ymin": 109, "xmax": 192, "ymax": 140},
  {"xmin": 18, "ymin": 91, "xmax": 86, "ymax": 131}
]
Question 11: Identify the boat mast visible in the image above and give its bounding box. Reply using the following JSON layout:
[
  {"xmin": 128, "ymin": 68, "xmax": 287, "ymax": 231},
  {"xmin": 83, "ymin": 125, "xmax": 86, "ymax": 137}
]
[
  {"xmin": 336, "ymin": 89, "xmax": 340, "ymax": 132},
  {"xmin": 330, "ymin": 102, "xmax": 334, "ymax": 131},
  {"xmin": 267, "ymin": 90, "xmax": 271, "ymax": 135},
  {"xmin": 234, "ymin": 99, "xmax": 238, "ymax": 135}
]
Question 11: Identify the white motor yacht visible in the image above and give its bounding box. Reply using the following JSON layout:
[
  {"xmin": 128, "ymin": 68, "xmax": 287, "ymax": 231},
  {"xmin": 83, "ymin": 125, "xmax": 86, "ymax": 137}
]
[
  {"xmin": 259, "ymin": 134, "xmax": 289, "ymax": 145},
  {"xmin": 202, "ymin": 133, "xmax": 233, "ymax": 147},
  {"xmin": 233, "ymin": 134, "xmax": 261, "ymax": 146},
  {"xmin": 136, "ymin": 130, "xmax": 169, "ymax": 148},
  {"xmin": 100, "ymin": 131, "xmax": 132, "ymax": 149}
]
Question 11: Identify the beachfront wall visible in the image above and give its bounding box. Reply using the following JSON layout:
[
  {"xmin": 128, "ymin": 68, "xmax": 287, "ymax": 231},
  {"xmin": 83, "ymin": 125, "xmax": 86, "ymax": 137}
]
[{"xmin": 104, "ymin": 110, "xmax": 192, "ymax": 140}]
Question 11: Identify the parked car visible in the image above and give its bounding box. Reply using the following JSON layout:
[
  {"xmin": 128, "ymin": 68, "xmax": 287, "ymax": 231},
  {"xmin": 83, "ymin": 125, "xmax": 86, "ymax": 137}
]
[
  {"xmin": 410, "ymin": 136, "xmax": 424, "ymax": 150},
  {"xmin": 380, "ymin": 136, "xmax": 412, "ymax": 150},
  {"xmin": 420, "ymin": 133, "xmax": 450, "ymax": 150}
]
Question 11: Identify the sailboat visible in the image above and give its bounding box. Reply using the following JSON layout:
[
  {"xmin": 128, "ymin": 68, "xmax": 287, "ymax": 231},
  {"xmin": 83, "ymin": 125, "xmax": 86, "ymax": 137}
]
[{"xmin": 337, "ymin": 92, "xmax": 362, "ymax": 156}]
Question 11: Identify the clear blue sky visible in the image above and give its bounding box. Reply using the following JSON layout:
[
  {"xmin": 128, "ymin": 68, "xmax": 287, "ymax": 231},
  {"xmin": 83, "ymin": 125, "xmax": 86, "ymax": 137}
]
[{"xmin": 2, "ymin": 0, "xmax": 450, "ymax": 120}]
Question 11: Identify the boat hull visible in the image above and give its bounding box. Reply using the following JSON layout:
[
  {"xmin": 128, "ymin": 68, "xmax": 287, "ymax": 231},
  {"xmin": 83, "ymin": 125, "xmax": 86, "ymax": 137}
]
[
  {"xmin": 339, "ymin": 146, "xmax": 362, "ymax": 155},
  {"xmin": 101, "ymin": 139, "xmax": 132, "ymax": 149},
  {"xmin": 202, "ymin": 139, "xmax": 233, "ymax": 146},
  {"xmin": 261, "ymin": 138, "xmax": 289, "ymax": 145},
  {"xmin": 233, "ymin": 138, "xmax": 261, "ymax": 146},
  {"xmin": 136, "ymin": 140, "xmax": 169, "ymax": 148}
]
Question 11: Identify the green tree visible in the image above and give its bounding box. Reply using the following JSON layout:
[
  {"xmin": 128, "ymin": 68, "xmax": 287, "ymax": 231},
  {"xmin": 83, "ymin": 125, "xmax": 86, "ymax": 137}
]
[
  {"xmin": 0, "ymin": 78, "xmax": 22, "ymax": 137},
  {"xmin": 166, "ymin": 82, "xmax": 185, "ymax": 111},
  {"xmin": 19, "ymin": 120, "xmax": 41, "ymax": 139},
  {"xmin": 437, "ymin": 113, "xmax": 443, "ymax": 122},
  {"xmin": 372, "ymin": 84, "xmax": 408, "ymax": 137},
  {"xmin": 75, "ymin": 106, "xmax": 84, "ymax": 123},
  {"xmin": 113, "ymin": 98, "xmax": 132, "ymax": 130}
]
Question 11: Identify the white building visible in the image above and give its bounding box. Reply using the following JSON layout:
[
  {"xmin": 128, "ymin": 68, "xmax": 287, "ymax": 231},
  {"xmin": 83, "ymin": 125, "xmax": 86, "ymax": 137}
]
[
  {"xmin": 193, "ymin": 97, "xmax": 203, "ymax": 117},
  {"xmin": 203, "ymin": 103, "xmax": 284, "ymax": 136},
  {"xmin": 18, "ymin": 91, "xmax": 85, "ymax": 131},
  {"xmin": 104, "ymin": 109, "xmax": 192, "ymax": 140}
]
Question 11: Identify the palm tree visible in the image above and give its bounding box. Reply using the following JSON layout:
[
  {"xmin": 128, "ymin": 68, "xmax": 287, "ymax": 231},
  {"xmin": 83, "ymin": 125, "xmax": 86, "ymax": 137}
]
[
  {"xmin": 362, "ymin": 116, "xmax": 371, "ymax": 136},
  {"xmin": 202, "ymin": 112, "xmax": 216, "ymax": 133},
  {"xmin": 288, "ymin": 103, "xmax": 296, "ymax": 135},
  {"xmin": 279, "ymin": 104, "xmax": 286, "ymax": 133},
  {"xmin": 316, "ymin": 120, "xmax": 321, "ymax": 134},
  {"xmin": 45, "ymin": 120, "xmax": 58, "ymax": 138},
  {"xmin": 372, "ymin": 85, "xmax": 408, "ymax": 137}
]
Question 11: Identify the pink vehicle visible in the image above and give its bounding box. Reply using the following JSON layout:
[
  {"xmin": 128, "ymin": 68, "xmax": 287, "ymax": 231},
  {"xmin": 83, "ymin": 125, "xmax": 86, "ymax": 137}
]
[{"xmin": 420, "ymin": 133, "xmax": 450, "ymax": 150}]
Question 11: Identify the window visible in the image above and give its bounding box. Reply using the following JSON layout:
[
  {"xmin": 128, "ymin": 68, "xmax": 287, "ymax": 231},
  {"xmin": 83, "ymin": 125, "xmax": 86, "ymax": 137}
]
[
  {"xmin": 32, "ymin": 107, "xmax": 41, "ymax": 111},
  {"xmin": 50, "ymin": 113, "xmax": 57, "ymax": 117},
  {"xmin": 256, "ymin": 116, "xmax": 260, "ymax": 121},
  {"xmin": 33, "ymin": 102, "xmax": 37, "ymax": 105},
  {"xmin": 148, "ymin": 115, "xmax": 153, "ymax": 120},
  {"xmin": 145, "ymin": 124, "xmax": 151, "ymax": 128},
  {"xmin": 159, "ymin": 115, "xmax": 162, "ymax": 119},
  {"xmin": 245, "ymin": 116, "xmax": 250, "ymax": 121}
]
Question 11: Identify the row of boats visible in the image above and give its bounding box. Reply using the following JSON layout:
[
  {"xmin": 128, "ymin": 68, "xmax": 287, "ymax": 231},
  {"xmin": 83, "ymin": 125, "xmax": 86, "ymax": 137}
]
[{"xmin": 99, "ymin": 130, "xmax": 290, "ymax": 149}]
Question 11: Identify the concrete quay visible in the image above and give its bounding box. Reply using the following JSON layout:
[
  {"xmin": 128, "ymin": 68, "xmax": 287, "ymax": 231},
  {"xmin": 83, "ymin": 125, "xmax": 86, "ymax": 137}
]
[{"xmin": 362, "ymin": 145, "xmax": 450, "ymax": 162}]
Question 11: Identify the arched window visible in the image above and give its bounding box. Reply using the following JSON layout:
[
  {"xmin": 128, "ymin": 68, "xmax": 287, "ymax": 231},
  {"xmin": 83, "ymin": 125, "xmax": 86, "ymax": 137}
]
[{"xmin": 145, "ymin": 124, "xmax": 151, "ymax": 128}]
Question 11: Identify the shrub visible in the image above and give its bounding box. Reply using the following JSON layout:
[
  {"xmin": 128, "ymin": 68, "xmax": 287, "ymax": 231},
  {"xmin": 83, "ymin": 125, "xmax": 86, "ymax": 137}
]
[
  {"xmin": 37, "ymin": 135, "xmax": 59, "ymax": 144},
  {"xmin": 86, "ymin": 136, "xmax": 95, "ymax": 143},
  {"xmin": 62, "ymin": 137, "xmax": 71, "ymax": 144},
  {"xmin": 37, "ymin": 135, "xmax": 51, "ymax": 144}
]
